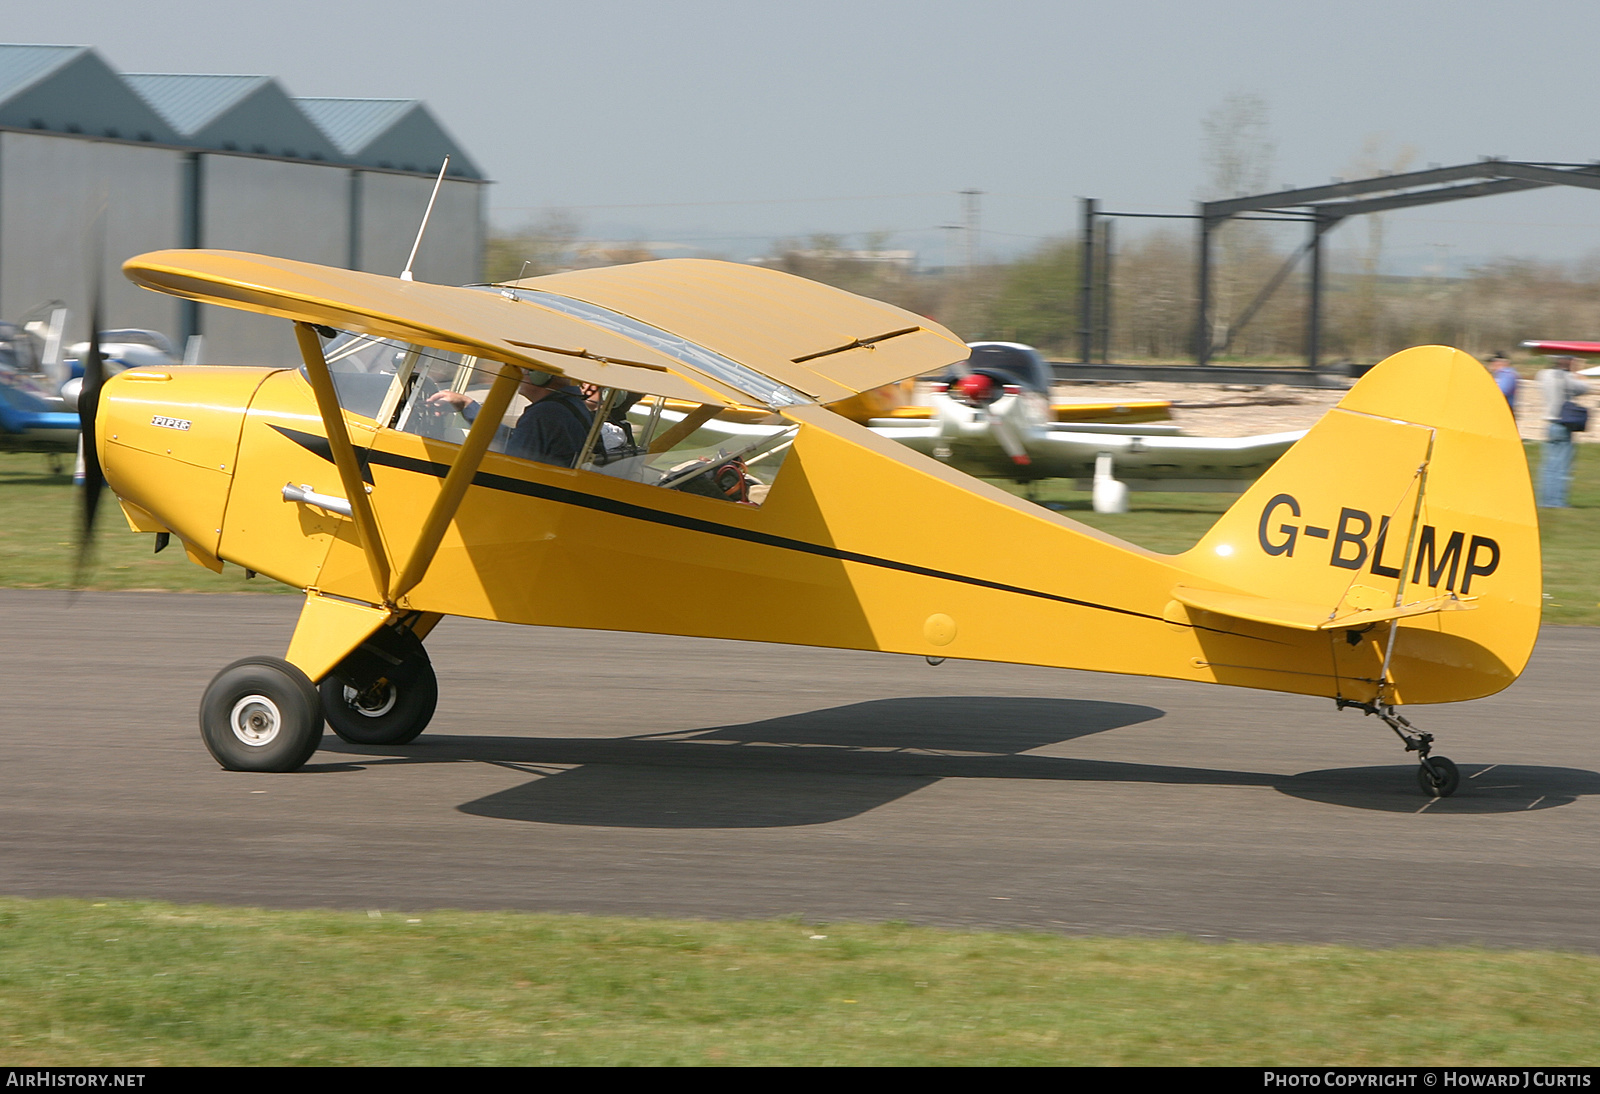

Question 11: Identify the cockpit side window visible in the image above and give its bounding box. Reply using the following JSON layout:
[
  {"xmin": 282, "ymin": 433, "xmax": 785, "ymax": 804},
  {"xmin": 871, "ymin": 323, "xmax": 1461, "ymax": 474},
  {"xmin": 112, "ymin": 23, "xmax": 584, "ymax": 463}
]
[
  {"xmin": 388, "ymin": 345, "xmax": 477, "ymax": 445},
  {"xmin": 573, "ymin": 388, "xmax": 794, "ymax": 506}
]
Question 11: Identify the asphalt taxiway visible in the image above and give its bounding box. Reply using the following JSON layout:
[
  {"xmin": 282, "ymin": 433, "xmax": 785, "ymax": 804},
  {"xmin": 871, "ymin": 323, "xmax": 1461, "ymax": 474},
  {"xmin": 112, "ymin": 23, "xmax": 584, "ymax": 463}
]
[{"xmin": 2, "ymin": 589, "xmax": 1596, "ymax": 950}]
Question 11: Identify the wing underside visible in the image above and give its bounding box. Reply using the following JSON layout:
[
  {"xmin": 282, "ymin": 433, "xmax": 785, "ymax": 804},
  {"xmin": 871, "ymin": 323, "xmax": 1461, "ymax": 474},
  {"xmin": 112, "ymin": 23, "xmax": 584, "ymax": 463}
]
[{"xmin": 123, "ymin": 251, "xmax": 969, "ymax": 408}]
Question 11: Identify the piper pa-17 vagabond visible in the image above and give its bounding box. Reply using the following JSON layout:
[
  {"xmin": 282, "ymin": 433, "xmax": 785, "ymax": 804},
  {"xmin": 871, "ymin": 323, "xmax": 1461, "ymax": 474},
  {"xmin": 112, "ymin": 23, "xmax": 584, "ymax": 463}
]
[{"xmin": 88, "ymin": 250, "xmax": 1539, "ymax": 797}]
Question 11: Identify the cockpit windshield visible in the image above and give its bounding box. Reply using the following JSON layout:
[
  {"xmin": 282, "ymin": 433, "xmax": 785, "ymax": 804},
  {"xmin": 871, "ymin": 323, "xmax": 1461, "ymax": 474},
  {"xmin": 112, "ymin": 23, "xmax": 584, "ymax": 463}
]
[{"xmin": 300, "ymin": 331, "xmax": 435, "ymax": 423}]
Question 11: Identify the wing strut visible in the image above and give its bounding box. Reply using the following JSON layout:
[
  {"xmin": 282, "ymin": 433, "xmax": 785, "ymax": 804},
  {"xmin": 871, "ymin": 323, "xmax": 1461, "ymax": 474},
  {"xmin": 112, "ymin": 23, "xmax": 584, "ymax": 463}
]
[
  {"xmin": 295, "ymin": 321, "xmax": 392, "ymax": 600},
  {"xmin": 648, "ymin": 403, "xmax": 722, "ymax": 453},
  {"xmin": 389, "ymin": 362, "xmax": 522, "ymax": 603}
]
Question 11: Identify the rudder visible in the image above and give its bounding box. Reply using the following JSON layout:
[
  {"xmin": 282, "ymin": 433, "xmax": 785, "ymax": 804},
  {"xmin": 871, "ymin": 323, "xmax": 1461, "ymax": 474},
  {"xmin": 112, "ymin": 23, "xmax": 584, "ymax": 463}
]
[{"xmin": 1175, "ymin": 346, "xmax": 1539, "ymax": 704}]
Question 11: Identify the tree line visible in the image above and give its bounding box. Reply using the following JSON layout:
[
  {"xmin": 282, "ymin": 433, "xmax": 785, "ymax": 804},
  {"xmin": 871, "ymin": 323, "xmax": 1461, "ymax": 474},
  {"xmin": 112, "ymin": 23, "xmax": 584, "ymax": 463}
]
[{"xmin": 487, "ymin": 217, "xmax": 1600, "ymax": 365}]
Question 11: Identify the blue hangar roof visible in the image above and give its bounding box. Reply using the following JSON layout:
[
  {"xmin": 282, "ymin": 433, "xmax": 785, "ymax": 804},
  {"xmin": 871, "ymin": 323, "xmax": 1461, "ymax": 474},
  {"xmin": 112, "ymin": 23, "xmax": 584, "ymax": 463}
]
[{"xmin": 0, "ymin": 44, "xmax": 483, "ymax": 180}]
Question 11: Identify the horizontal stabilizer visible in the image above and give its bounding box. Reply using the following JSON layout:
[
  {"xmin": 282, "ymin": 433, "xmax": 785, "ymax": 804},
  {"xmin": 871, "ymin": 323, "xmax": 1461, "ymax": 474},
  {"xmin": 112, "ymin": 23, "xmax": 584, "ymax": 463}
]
[{"xmin": 1172, "ymin": 584, "xmax": 1476, "ymax": 632}]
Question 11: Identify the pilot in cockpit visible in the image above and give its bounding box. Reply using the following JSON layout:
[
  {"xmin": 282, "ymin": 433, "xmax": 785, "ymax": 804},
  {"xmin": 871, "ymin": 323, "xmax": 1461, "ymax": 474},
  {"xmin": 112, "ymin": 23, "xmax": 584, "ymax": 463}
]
[{"xmin": 426, "ymin": 368, "xmax": 593, "ymax": 467}]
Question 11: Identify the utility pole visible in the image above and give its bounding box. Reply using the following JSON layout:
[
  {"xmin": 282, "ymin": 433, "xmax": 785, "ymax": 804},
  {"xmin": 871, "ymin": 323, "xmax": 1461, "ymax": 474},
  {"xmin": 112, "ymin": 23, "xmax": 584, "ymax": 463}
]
[
  {"xmin": 1195, "ymin": 205, "xmax": 1213, "ymax": 366},
  {"xmin": 959, "ymin": 189, "xmax": 983, "ymax": 277},
  {"xmin": 1079, "ymin": 197, "xmax": 1097, "ymax": 364},
  {"xmin": 1098, "ymin": 217, "xmax": 1114, "ymax": 364},
  {"xmin": 939, "ymin": 222, "xmax": 962, "ymax": 332}
]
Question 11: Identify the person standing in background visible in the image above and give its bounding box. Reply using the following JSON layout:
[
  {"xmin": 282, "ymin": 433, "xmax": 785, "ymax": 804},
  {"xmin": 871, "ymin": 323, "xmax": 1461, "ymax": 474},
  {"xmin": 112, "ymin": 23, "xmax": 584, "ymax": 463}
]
[
  {"xmin": 1486, "ymin": 352, "xmax": 1518, "ymax": 416},
  {"xmin": 1538, "ymin": 355, "xmax": 1589, "ymax": 508}
]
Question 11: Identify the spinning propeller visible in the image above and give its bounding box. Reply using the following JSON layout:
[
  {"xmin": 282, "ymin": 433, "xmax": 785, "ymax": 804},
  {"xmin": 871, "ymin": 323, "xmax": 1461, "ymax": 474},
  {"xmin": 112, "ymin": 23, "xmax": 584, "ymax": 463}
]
[
  {"xmin": 938, "ymin": 359, "xmax": 1032, "ymax": 467},
  {"xmin": 72, "ymin": 219, "xmax": 108, "ymax": 587},
  {"xmin": 954, "ymin": 373, "xmax": 996, "ymax": 403}
]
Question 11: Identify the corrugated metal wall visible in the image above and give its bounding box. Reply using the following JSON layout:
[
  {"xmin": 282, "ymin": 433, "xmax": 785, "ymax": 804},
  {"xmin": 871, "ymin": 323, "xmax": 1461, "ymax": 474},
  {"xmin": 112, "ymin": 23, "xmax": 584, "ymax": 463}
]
[
  {"xmin": 0, "ymin": 129, "xmax": 486, "ymax": 366},
  {"xmin": 195, "ymin": 154, "xmax": 350, "ymax": 367},
  {"xmin": 355, "ymin": 172, "xmax": 481, "ymax": 283},
  {"xmin": 0, "ymin": 132, "xmax": 184, "ymax": 343}
]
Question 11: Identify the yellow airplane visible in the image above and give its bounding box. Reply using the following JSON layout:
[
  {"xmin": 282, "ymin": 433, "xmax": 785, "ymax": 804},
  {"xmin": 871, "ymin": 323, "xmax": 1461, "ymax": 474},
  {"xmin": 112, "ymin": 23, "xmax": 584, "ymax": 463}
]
[{"xmin": 90, "ymin": 250, "xmax": 1539, "ymax": 797}]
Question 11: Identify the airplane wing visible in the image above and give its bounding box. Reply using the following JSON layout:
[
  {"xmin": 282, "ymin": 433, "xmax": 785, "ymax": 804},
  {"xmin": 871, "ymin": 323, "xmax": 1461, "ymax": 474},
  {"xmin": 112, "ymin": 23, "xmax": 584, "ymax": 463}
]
[
  {"xmin": 123, "ymin": 252, "xmax": 968, "ymax": 409},
  {"xmin": 872, "ymin": 420, "xmax": 1305, "ymax": 483},
  {"xmin": 1051, "ymin": 398, "xmax": 1171, "ymax": 424},
  {"xmin": 1029, "ymin": 429, "xmax": 1305, "ymax": 481},
  {"xmin": 508, "ymin": 259, "xmax": 968, "ymax": 400},
  {"xmin": 862, "ymin": 420, "xmax": 942, "ymax": 444},
  {"xmin": 881, "ymin": 399, "xmax": 1175, "ymax": 423},
  {"xmin": 1519, "ymin": 339, "xmax": 1600, "ymax": 356}
]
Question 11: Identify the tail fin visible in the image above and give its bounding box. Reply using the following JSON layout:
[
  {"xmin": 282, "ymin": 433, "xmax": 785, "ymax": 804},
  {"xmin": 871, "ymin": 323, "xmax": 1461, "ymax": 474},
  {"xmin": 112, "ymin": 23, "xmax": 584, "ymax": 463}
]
[{"xmin": 1176, "ymin": 345, "xmax": 1539, "ymax": 704}]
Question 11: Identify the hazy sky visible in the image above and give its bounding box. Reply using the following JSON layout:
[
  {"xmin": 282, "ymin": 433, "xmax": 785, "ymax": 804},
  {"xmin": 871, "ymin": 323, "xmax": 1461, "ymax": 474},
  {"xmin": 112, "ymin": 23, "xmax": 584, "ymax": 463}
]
[{"xmin": 11, "ymin": 0, "xmax": 1600, "ymax": 271}]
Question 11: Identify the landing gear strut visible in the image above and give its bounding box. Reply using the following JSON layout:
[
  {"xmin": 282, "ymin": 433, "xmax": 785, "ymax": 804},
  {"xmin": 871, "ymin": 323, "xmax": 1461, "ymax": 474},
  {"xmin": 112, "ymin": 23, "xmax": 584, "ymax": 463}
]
[{"xmin": 1336, "ymin": 698, "xmax": 1461, "ymax": 798}]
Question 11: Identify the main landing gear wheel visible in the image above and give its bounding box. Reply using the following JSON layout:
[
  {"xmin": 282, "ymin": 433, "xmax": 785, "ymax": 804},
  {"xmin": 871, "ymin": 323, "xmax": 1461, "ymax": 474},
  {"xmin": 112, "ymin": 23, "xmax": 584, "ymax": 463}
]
[
  {"xmin": 319, "ymin": 656, "xmax": 437, "ymax": 746},
  {"xmin": 200, "ymin": 657, "xmax": 325, "ymax": 772},
  {"xmin": 1417, "ymin": 756, "xmax": 1460, "ymax": 798}
]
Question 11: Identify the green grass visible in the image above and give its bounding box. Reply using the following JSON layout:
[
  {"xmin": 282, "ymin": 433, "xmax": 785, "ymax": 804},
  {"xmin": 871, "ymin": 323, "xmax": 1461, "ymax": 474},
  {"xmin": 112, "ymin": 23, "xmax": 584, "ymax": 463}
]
[
  {"xmin": 0, "ymin": 453, "xmax": 288, "ymax": 594},
  {"xmin": 1524, "ymin": 443, "xmax": 1600, "ymax": 625},
  {"xmin": 1, "ymin": 897, "xmax": 1596, "ymax": 1066},
  {"xmin": 1010, "ymin": 481, "xmax": 1233, "ymax": 555}
]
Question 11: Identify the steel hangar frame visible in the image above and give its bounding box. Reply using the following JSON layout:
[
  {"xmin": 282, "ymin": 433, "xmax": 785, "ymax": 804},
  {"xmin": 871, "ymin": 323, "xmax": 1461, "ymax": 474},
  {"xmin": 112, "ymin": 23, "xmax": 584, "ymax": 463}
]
[{"xmin": 1073, "ymin": 159, "xmax": 1600, "ymax": 371}]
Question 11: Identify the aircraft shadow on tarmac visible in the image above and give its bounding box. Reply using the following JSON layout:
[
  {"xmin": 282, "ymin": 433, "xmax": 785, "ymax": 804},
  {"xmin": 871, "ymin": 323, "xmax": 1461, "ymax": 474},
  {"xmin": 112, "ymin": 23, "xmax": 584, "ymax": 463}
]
[
  {"xmin": 315, "ymin": 696, "xmax": 1600, "ymax": 827},
  {"xmin": 1275, "ymin": 763, "xmax": 1600, "ymax": 814}
]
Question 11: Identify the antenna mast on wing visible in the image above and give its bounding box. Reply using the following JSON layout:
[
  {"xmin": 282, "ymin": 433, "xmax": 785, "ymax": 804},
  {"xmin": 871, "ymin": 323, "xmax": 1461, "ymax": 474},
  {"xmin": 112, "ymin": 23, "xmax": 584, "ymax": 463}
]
[{"xmin": 399, "ymin": 156, "xmax": 450, "ymax": 283}]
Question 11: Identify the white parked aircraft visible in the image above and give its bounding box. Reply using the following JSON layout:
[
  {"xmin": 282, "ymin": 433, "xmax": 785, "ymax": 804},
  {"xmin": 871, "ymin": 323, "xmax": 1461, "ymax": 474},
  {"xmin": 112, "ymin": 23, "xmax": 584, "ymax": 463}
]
[{"xmin": 868, "ymin": 343, "xmax": 1305, "ymax": 511}]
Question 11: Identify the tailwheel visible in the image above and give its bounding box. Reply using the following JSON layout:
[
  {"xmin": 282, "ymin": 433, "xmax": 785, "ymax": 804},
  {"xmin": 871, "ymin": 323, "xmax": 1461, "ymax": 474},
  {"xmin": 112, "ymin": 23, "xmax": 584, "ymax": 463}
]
[
  {"xmin": 1417, "ymin": 756, "xmax": 1460, "ymax": 798},
  {"xmin": 200, "ymin": 657, "xmax": 325, "ymax": 772},
  {"xmin": 1336, "ymin": 698, "xmax": 1462, "ymax": 798},
  {"xmin": 320, "ymin": 650, "xmax": 437, "ymax": 746}
]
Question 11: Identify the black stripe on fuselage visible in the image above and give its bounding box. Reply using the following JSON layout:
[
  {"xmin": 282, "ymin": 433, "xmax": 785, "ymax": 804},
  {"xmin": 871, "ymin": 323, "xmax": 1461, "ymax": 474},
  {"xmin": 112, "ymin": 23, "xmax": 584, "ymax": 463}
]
[{"xmin": 270, "ymin": 424, "xmax": 1264, "ymax": 639}]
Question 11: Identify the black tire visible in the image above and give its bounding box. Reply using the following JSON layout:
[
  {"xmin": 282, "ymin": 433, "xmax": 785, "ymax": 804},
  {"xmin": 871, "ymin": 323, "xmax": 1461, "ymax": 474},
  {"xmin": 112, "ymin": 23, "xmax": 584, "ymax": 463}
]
[
  {"xmin": 199, "ymin": 657, "xmax": 325, "ymax": 772},
  {"xmin": 1417, "ymin": 755, "xmax": 1461, "ymax": 798},
  {"xmin": 320, "ymin": 656, "xmax": 437, "ymax": 746}
]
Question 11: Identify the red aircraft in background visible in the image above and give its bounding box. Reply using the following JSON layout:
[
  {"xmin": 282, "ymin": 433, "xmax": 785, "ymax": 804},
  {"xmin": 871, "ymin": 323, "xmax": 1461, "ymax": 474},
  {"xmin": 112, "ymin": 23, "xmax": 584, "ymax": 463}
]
[
  {"xmin": 1521, "ymin": 339, "xmax": 1600, "ymax": 356},
  {"xmin": 1520, "ymin": 341, "xmax": 1600, "ymax": 375}
]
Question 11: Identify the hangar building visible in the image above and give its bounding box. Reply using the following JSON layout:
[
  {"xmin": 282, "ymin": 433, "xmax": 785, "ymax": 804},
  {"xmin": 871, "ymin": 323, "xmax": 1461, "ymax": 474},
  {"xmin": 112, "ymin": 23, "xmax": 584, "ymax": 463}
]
[{"xmin": 0, "ymin": 44, "xmax": 487, "ymax": 366}]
